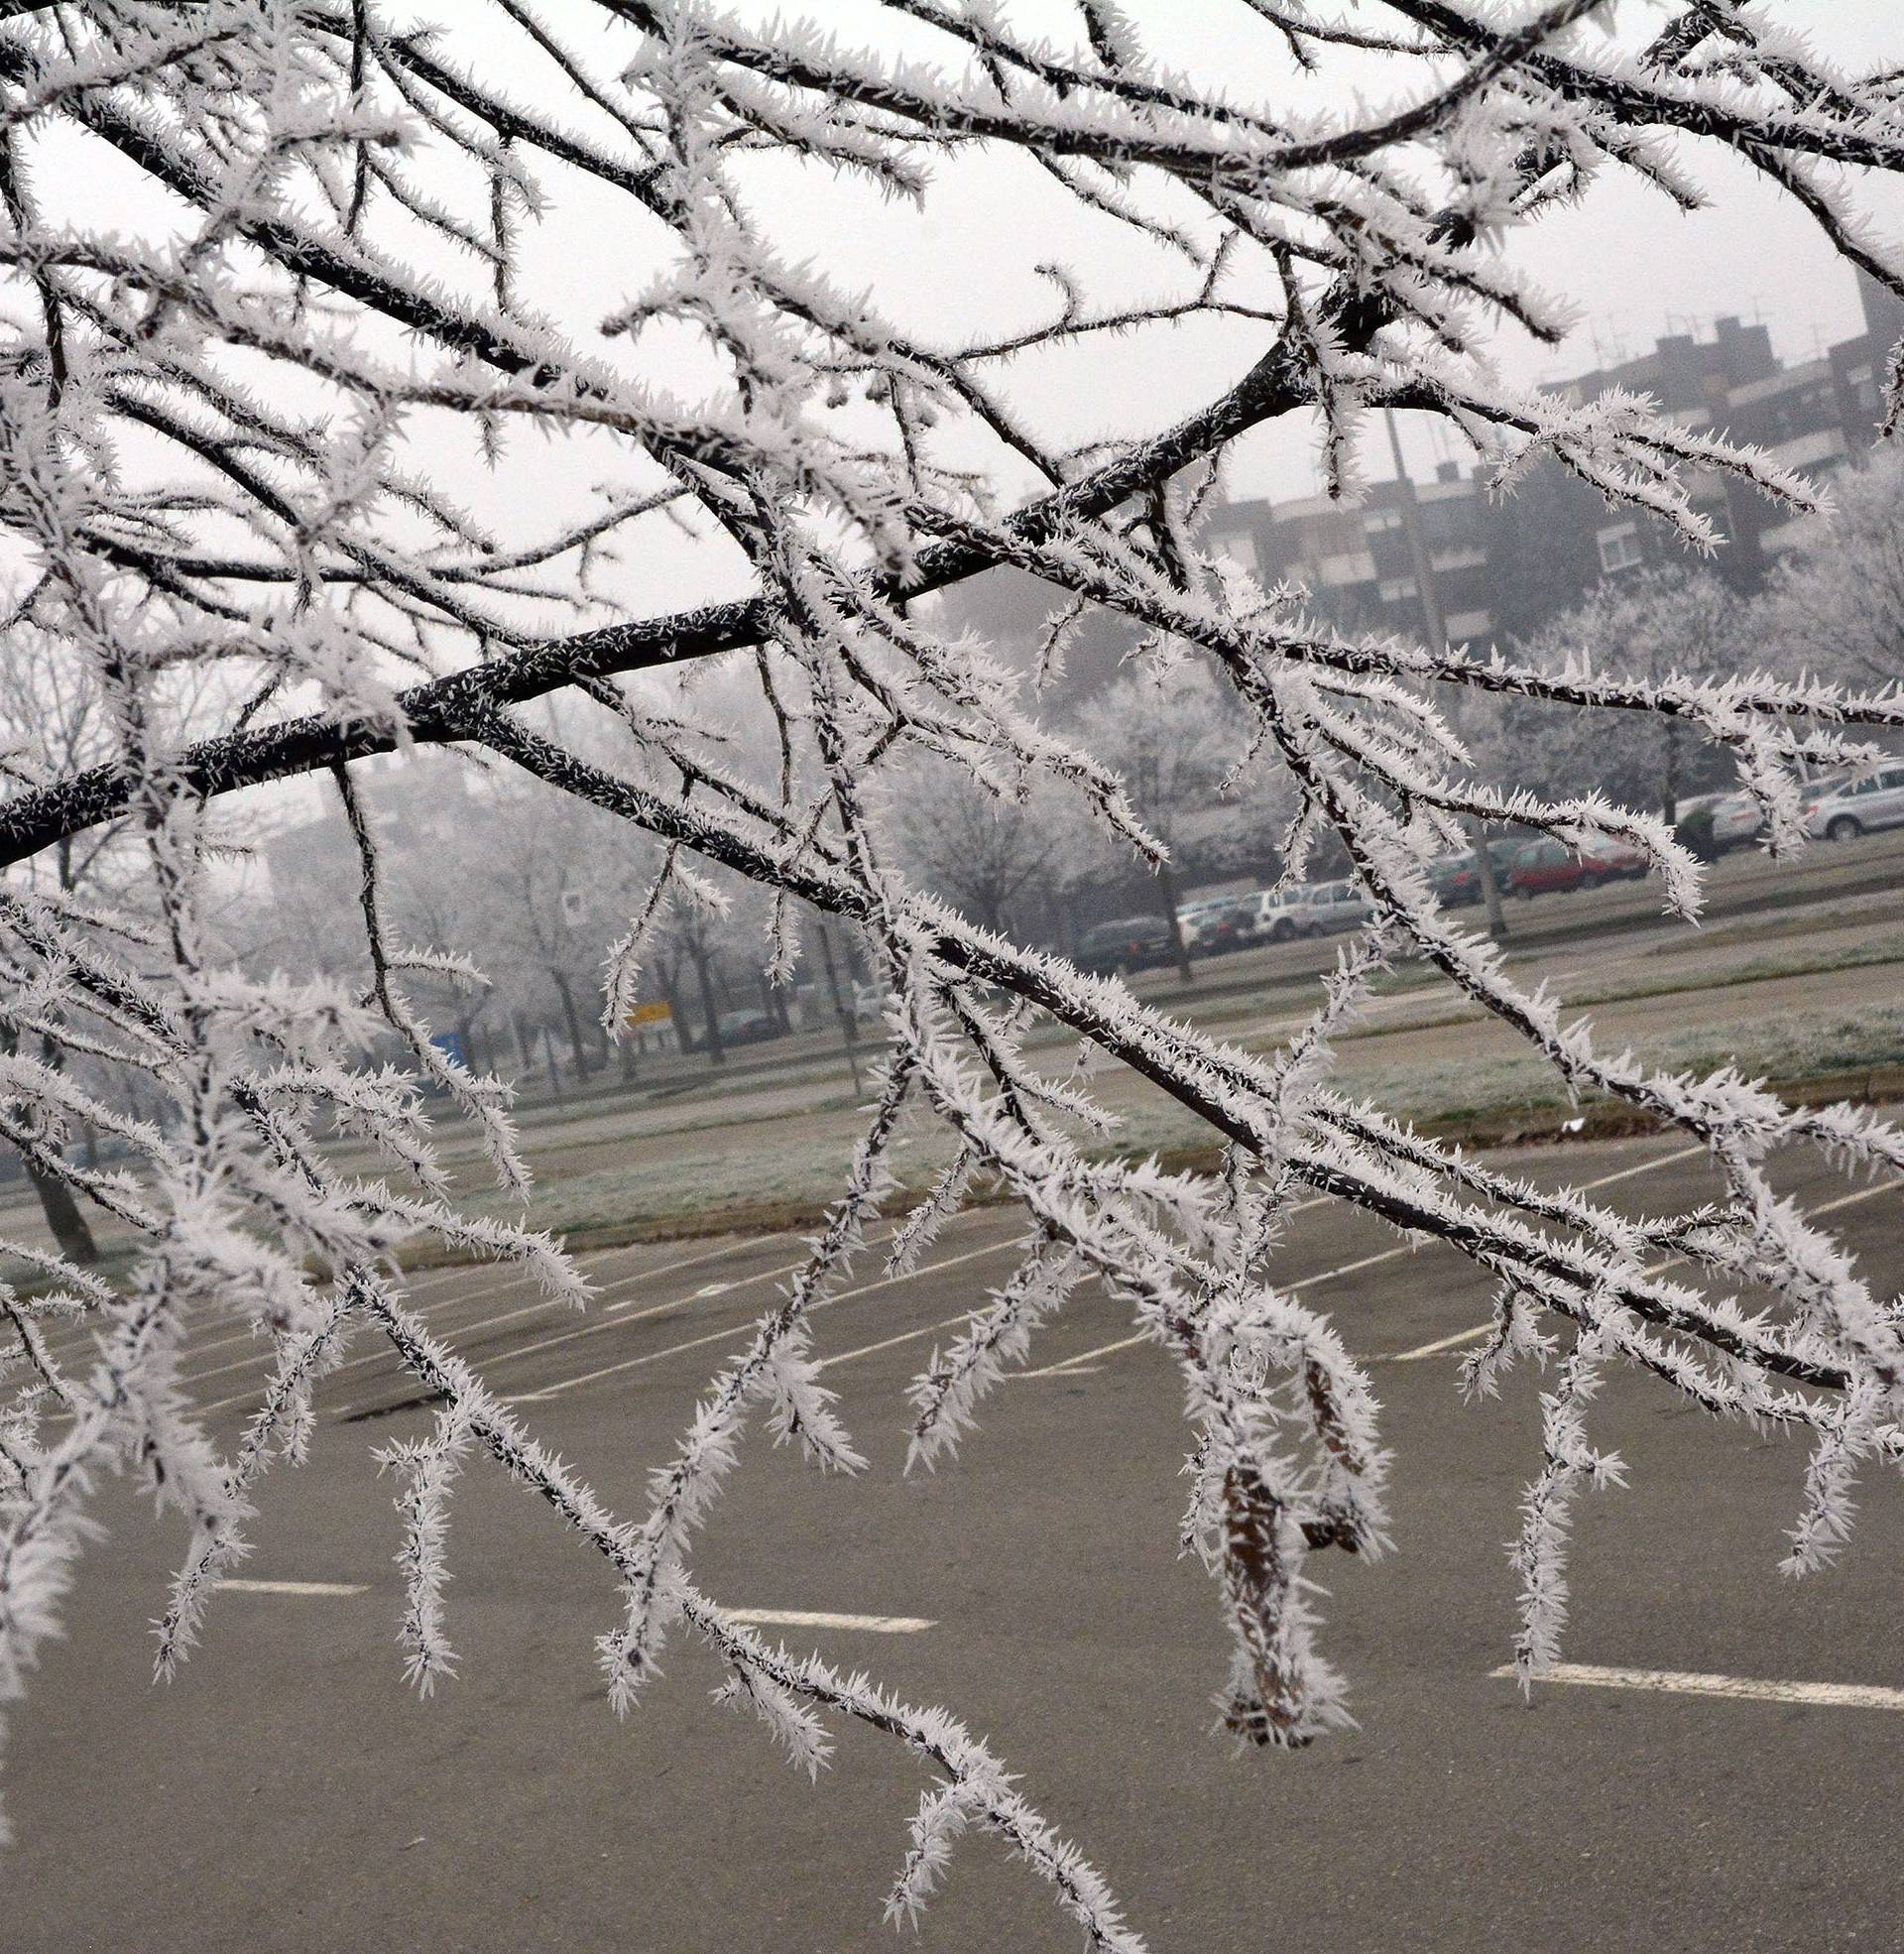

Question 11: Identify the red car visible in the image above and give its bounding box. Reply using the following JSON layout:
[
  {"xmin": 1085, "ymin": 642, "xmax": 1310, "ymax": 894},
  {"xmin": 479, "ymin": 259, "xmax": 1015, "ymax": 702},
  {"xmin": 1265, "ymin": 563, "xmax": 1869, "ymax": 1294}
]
[
  {"xmin": 1580, "ymin": 837, "xmax": 1648, "ymax": 882},
  {"xmin": 1506, "ymin": 836, "xmax": 1647, "ymax": 898}
]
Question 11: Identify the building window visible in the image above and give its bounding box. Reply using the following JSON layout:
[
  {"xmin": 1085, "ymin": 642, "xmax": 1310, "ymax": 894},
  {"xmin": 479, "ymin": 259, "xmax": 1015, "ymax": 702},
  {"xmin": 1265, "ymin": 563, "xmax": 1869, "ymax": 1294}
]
[
  {"xmin": 1363, "ymin": 509, "xmax": 1402, "ymax": 534},
  {"xmin": 1597, "ymin": 524, "xmax": 1643, "ymax": 574},
  {"xmin": 1376, "ymin": 576, "xmax": 1418, "ymax": 603},
  {"xmin": 1317, "ymin": 550, "xmax": 1376, "ymax": 585}
]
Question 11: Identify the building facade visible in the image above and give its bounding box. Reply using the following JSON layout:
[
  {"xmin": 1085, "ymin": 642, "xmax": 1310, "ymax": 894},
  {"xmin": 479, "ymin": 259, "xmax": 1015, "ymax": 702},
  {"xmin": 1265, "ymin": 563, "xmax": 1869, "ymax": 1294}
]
[{"xmin": 1208, "ymin": 273, "xmax": 1901, "ymax": 649}]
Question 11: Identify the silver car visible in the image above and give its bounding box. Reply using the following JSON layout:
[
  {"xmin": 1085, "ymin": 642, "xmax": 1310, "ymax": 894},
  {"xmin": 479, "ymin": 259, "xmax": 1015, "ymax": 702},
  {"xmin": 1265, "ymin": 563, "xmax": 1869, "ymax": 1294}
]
[
  {"xmin": 1305, "ymin": 879, "xmax": 1374, "ymax": 933},
  {"xmin": 1806, "ymin": 764, "xmax": 1904, "ymax": 841},
  {"xmin": 1708, "ymin": 792, "xmax": 1763, "ymax": 851}
]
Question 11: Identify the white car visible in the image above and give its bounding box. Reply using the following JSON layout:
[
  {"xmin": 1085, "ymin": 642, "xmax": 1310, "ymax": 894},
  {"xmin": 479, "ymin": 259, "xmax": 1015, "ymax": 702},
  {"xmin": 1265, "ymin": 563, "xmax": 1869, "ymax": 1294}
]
[
  {"xmin": 1707, "ymin": 792, "xmax": 1763, "ymax": 851},
  {"xmin": 1305, "ymin": 879, "xmax": 1374, "ymax": 933},
  {"xmin": 1805, "ymin": 763, "xmax": 1904, "ymax": 842},
  {"xmin": 1254, "ymin": 886, "xmax": 1322, "ymax": 941}
]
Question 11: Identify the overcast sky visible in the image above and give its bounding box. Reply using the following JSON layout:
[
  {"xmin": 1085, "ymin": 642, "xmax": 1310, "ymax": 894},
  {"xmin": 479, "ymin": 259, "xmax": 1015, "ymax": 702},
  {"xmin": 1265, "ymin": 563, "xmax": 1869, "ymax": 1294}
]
[
  {"xmin": 455, "ymin": 0, "xmax": 1904, "ymax": 542},
  {"xmin": 30, "ymin": 2, "xmax": 1903, "ymax": 624}
]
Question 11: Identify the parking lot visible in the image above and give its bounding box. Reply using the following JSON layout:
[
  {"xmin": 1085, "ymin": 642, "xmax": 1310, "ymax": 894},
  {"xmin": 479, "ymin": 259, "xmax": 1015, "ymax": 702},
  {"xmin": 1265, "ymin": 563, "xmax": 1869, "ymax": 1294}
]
[{"xmin": 11, "ymin": 1128, "xmax": 1904, "ymax": 1951}]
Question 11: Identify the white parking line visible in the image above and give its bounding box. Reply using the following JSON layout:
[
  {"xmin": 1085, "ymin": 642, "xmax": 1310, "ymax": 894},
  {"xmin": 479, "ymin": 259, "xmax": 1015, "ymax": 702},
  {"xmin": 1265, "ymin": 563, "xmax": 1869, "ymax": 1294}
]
[
  {"xmin": 606, "ymin": 1242, "xmax": 848, "ymax": 1316},
  {"xmin": 1393, "ymin": 1172, "xmax": 1904, "ymax": 1364},
  {"xmin": 1388, "ymin": 1322, "xmax": 1497, "ymax": 1362},
  {"xmin": 590, "ymin": 1231, "xmax": 783, "ymax": 1299},
  {"xmin": 1015, "ymin": 1330, "xmax": 1149, "ymax": 1380},
  {"xmin": 1495, "ymin": 1661, "xmax": 1904, "ymax": 1710},
  {"xmin": 213, "ymin": 1578, "xmax": 368, "ymax": 1598},
  {"xmin": 191, "ymin": 1232, "xmax": 833, "ymax": 1410},
  {"xmin": 603, "ymin": 1210, "xmax": 999, "ymax": 1315},
  {"xmin": 1020, "ymin": 1141, "xmax": 1714, "ymax": 1381},
  {"xmin": 813, "ymin": 1312, "xmax": 972, "ymax": 1373},
  {"xmin": 727, "ymin": 1608, "xmax": 933, "ymax": 1633},
  {"xmin": 437, "ymin": 1220, "xmax": 1012, "ymax": 1393},
  {"xmin": 490, "ymin": 1236, "xmax": 1024, "ymax": 1408}
]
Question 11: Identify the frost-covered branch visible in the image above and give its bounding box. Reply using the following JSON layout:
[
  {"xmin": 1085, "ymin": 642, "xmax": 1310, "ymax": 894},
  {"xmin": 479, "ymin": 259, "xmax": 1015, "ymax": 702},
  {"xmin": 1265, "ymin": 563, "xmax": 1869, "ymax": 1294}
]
[{"xmin": 6, "ymin": 3, "xmax": 1904, "ymax": 1942}]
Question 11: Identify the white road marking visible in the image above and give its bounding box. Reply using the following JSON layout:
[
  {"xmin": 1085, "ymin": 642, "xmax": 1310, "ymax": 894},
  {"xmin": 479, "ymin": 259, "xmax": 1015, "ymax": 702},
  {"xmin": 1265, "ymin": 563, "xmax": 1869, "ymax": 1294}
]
[
  {"xmin": 493, "ymin": 1236, "xmax": 1023, "ymax": 1408},
  {"xmin": 813, "ymin": 1313, "xmax": 972, "ymax": 1373},
  {"xmin": 1022, "ymin": 1141, "xmax": 1715, "ymax": 1381},
  {"xmin": 1494, "ymin": 1661, "xmax": 1904, "ymax": 1710},
  {"xmin": 602, "ymin": 1212, "xmax": 951, "ymax": 1316},
  {"xmin": 213, "ymin": 1578, "xmax": 368, "ymax": 1598},
  {"xmin": 589, "ymin": 1231, "xmax": 782, "ymax": 1299},
  {"xmin": 457, "ymin": 1221, "xmax": 1011, "ymax": 1389},
  {"xmin": 606, "ymin": 1254, "xmax": 808, "ymax": 1317},
  {"xmin": 1398, "ymin": 1172, "xmax": 1904, "ymax": 1364},
  {"xmin": 1015, "ymin": 1330, "xmax": 1149, "ymax": 1380},
  {"xmin": 1650, "ymin": 1172, "xmax": 1904, "ymax": 1275},
  {"xmin": 727, "ymin": 1608, "xmax": 933, "ymax": 1634},
  {"xmin": 192, "ymin": 1230, "xmax": 851, "ymax": 1407},
  {"xmin": 1389, "ymin": 1322, "xmax": 1498, "ymax": 1362},
  {"xmin": 188, "ymin": 1282, "xmax": 577, "ymax": 1402}
]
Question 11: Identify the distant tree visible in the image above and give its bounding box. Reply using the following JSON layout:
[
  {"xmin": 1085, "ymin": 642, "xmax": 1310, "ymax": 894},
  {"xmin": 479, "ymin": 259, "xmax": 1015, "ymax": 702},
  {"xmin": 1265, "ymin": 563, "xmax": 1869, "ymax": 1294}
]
[
  {"xmin": 1754, "ymin": 447, "xmax": 1904, "ymax": 691},
  {"xmin": 1067, "ymin": 661, "xmax": 1250, "ymax": 979},
  {"xmin": 1482, "ymin": 568, "xmax": 1744, "ymax": 822},
  {"xmin": 891, "ymin": 756, "xmax": 1051, "ymax": 938}
]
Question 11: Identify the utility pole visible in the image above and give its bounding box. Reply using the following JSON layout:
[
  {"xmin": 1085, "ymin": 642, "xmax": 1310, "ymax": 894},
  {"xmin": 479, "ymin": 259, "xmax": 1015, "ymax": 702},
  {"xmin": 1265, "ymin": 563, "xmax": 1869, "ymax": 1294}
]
[{"xmin": 1382, "ymin": 408, "xmax": 1508, "ymax": 941}]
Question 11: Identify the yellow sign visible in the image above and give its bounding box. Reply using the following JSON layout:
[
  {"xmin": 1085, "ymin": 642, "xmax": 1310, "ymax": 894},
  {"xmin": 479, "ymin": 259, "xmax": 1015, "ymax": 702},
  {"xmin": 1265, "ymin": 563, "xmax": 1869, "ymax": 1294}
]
[{"xmin": 626, "ymin": 1001, "xmax": 673, "ymax": 1027}]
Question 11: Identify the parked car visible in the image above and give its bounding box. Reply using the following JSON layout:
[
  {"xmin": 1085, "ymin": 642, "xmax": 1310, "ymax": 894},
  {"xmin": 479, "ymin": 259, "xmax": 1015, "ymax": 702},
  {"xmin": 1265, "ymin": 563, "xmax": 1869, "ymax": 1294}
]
[
  {"xmin": 1506, "ymin": 836, "xmax": 1643, "ymax": 898},
  {"xmin": 1707, "ymin": 792, "xmax": 1763, "ymax": 853},
  {"xmin": 1255, "ymin": 886, "xmax": 1321, "ymax": 941},
  {"xmin": 1579, "ymin": 836, "xmax": 1648, "ymax": 882},
  {"xmin": 1427, "ymin": 841, "xmax": 1516, "ymax": 908},
  {"xmin": 714, "ymin": 1008, "xmax": 779, "ymax": 1046},
  {"xmin": 1188, "ymin": 897, "xmax": 1258, "ymax": 956},
  {"xmin": 1505, "ymin": 837, "xmax": 1589, "ymax": 898},
  {"xmin": 1306, "ymin": 879, "xmax": 1373, "ymax": 933},
  {"xmin": 1805, "ymin": 763, "xmax": 1904, "ymax": 841},
  {"xmin": 1076, "ymin": 914, "xmax": 1176, "ymax": 977}
]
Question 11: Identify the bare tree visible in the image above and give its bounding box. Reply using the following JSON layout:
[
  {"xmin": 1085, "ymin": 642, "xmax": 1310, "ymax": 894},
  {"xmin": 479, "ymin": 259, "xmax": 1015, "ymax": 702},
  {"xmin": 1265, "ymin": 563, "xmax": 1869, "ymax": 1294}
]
[
  {"xmin": 1482, "ymin": 566, "xmax": 1745, "ymax": 823},
  {"xmin": 3, "ymin": 8, "xmax": 1904, "ymax": 1948},
  {"xmin": 1754, "ymin": 446, "xmax": 1904, "ymax": 690},
  {"xmin": 892, "ymin": 755, "xmax": 1051, "ymax": 937},
  {"xmin": 0, "ymin": 637, "xmax": 113, "ymax": 1261},
  {"xmin": 1068, "ymin": 661, "xmax": 1250, "ymax": 978}
]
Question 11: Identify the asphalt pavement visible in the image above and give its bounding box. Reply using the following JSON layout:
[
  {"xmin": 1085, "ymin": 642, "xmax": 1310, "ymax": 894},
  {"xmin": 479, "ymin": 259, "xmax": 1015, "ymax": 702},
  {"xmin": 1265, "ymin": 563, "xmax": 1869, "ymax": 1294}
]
[{"xmin": 10, "ymin": 1132, "xmax": 1904, "ymax": 1953}]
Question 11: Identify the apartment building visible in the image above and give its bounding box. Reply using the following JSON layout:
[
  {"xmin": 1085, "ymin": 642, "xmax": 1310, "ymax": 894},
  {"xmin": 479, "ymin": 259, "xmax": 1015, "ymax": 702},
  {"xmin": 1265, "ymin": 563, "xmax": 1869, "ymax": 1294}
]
[{"xmin": 1208, "ymin": 272, "xmax": 1901, "ymax": 648}]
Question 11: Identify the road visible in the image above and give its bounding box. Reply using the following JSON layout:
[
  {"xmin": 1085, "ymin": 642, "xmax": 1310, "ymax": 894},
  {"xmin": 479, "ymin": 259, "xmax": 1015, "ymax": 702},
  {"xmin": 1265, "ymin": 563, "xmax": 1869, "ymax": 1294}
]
[{"xmin": 10, "ymin": 1131, "xmax": 1904, "ymax": 1952}]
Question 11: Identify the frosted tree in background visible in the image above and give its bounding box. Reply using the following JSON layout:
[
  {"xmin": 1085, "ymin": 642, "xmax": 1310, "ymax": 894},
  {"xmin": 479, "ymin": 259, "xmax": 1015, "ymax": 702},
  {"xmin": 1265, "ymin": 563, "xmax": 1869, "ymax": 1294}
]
[
  {"xmin": 892, "ymin": 750, "xmax": 1054, "ymax": 938},
  {"xmin": 1066, "ymin": 660, "xmax": 1255, "ymax": 976},
  {"xmin": 3, "ymin": 4, "xmax": 1904, "ymax": 1945},
  {"xmin": 1478, "ymin": 565, "xmax": 1743, "ymax": 821},
  {"xmin": 1756, "ymin": 445, "xmax": 1904, "ymax": 689}
]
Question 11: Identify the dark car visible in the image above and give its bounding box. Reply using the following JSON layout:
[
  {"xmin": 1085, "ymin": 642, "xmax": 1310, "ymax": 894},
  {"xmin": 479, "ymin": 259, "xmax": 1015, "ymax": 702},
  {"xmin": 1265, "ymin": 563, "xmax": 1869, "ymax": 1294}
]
[
  {"xmin": 1428, "ymin": 841, "xmax": 1516, "ymax": 908},
  {"xmin": 1076, "ymin": 915, "xmax": 1176, "ymax": 976},
  {"xmin": 1190, "ymin": 898, "xmax": 1258, "ymax": 957},
  {"xmin": 714, "ymin": 1008, "xmax": 779, "ymax": 1046}
]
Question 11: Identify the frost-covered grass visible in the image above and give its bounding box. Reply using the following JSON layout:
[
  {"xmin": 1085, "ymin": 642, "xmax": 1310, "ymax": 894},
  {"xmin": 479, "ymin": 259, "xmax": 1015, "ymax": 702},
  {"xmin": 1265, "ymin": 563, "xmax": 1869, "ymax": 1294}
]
[{"xmin": 427, "ymin": 1001, "xmax": 1904, "ymax": 1248}]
